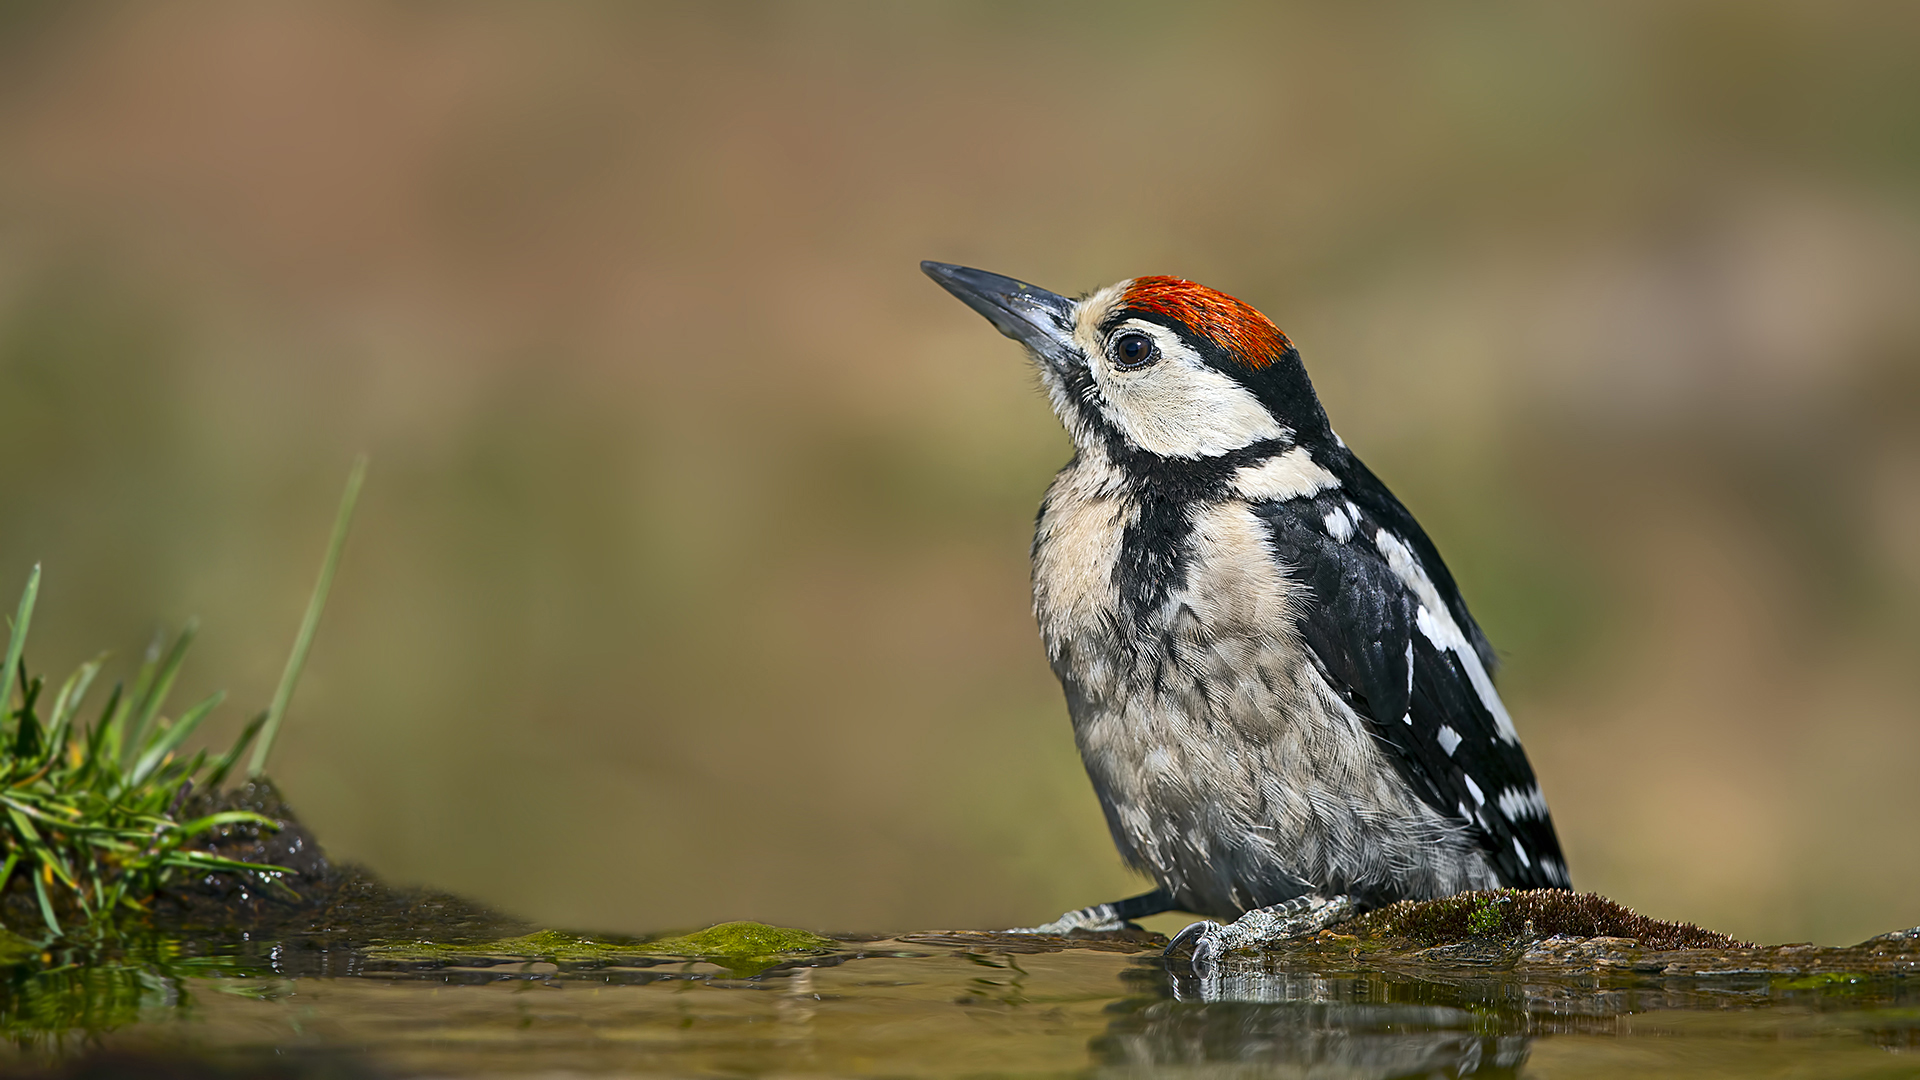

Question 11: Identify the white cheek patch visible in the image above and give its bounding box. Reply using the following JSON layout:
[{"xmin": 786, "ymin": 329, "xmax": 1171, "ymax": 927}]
[
  {"xmin": 1102, "ymin": 357, "xmax": 1286, "ymax": 458},
  {"xmin": 1376, "ymin": 529, "xmax": 1520, "ymax": 744},
  {"xmin": 1074, "ymin": 314, "xmax": 1288, "ymax": 459},
  {"xmin": 1231, "ymin": 447, "xmax": 1339, "ymax": 503}
]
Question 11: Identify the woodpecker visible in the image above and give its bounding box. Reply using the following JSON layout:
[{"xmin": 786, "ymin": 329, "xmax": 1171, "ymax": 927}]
[{"xmin": 922, "ymin": 262, "xmax": 1570, "ymax": 958}]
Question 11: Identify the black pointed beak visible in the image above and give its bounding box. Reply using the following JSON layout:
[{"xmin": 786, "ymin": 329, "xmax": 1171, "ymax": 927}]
[{"xmin": 921, "ymin": 261, "xmax": 1078, "ymax": 360}]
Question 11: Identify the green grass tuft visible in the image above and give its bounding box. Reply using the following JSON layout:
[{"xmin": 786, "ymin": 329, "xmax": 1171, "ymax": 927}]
[
  {"xmin": 0, "ymin": 567, "xmax": 286, "ymax": 937},
  {"xmin": 0, "ymin": 459, "xmax": 367, "ymax": 938}
]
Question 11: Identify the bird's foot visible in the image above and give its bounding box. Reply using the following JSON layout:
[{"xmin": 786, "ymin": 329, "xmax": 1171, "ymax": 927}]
[
  {"xmin": 1008, "ymin": 902, "xmax": 1128, "ymax": 935},
  {"xmin": 1164, "ymin": 895, "xmax": 1357, "ymax": 971}
]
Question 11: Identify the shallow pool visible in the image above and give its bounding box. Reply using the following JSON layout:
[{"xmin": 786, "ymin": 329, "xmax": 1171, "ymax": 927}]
[{"xmin": 2, "ymin": 928, "xmax": 1915, "ymax": 1078}]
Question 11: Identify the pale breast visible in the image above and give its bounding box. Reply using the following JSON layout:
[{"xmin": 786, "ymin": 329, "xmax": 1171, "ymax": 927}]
[
  {"xmin": 1032, "ymin": 483, "xmax": 1494, "ymax": 915},
  {"xmin": 1031, "ymin": 458, "xmax": 1130, "ymax": 660}
]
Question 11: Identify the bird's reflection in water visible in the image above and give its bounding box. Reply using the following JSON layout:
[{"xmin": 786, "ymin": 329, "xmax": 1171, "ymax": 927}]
[{"xmin": 1095, "ymin": 964, "xmax": 1530, "ymax": 1079}]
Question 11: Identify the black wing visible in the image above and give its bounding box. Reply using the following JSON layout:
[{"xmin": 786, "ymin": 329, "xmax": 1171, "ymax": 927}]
[{"xmin": 1251, "ymin": 465, "xmax": 1570, "ymax": 890}]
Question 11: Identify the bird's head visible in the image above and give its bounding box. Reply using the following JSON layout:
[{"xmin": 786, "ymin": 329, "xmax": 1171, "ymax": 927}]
[{"xmin": 922, "ymin": 261, "xmax": 1332, "ymax": 463}]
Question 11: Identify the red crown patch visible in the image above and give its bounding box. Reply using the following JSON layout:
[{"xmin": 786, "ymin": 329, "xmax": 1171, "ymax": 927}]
[{"xmin": 1120, "ymin": 277, "xmax": 1291, "ymax": 370}]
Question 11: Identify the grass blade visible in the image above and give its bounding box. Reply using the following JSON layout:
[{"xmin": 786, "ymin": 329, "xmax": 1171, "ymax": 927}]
[
  {"xmin": 204, "ymin": 710, "xmax": 266, "ymax": 791},
  {"xmin": 102, "ymin": 632, "xmax": 163, "ymax": 762},
  {"xmin": 7, "ymin": 804, "xmax": 46, "ymax": 845},
  {"xmin": 85, "ymin": 681, "xmax": 125, "ymax": 774},
  {"xmin": 121, "ymin": 619, "xmax": 197, "ymax": 766},
  {"xmin": 42, "ymin": 654, "xmax": 106, "ymax": 761},
  {"xmin": 2, "ymin": 565, "xmax": 41, "ymax": 715},
  {"xmin": 175, "ymin": 810, "xmax": 278, "ymax": 834},
  {"xmin": 31, "ymin": 869, "xmax": 62, "ymax": 936},
  {"xmin": 249, "ymin": 455, "xmax": 366, "ymax": 779},
  {"xmin": 10, "ymin": 671, "xmax": 42, "ymax": 760},
  {"xmin": 128, "ymin": 689, "xmax": 226, "ymax": 789},
  {"xmin": 168, "ymin": 851, "xmax": 290, "ymax": 876}
]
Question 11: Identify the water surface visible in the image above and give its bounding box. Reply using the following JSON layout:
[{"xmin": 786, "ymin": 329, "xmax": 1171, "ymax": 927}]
[{"xmin": 3, "ymin": 930, "xmax": 1914, "ymax": 1077}]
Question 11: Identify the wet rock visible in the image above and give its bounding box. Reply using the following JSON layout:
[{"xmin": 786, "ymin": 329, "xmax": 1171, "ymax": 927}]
[{"xmin": 150, "ymin": 779, "xmax": 528, "ymax": 952}]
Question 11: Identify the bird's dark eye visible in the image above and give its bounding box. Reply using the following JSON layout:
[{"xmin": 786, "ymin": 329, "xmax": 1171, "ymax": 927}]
[{"xmin": 1111, "ymin": 331, "xmax": 1159, "ymax": 370}]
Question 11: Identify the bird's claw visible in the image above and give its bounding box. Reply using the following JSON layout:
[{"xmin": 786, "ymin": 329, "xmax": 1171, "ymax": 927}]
[
  {"xmin": 1166, "ymin": 919, "xmax": 1227, "ymax": 972},
  {"xmin": 1162, "ymin": 895, "xmax": 1358, "ymax": 971}
]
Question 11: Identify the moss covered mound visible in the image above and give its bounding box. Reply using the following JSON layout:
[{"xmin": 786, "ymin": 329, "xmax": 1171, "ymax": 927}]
[
  {"xmin": 369, "ymin": 921, "xmax": 840, "ymax": 976},
  {"xmin": 637, "ymin": 921, "xmax": 838, "ymax": 960},
  {"xmin": 1350, "ymin": 889, "xmax": 1748, "ymax": 950}
]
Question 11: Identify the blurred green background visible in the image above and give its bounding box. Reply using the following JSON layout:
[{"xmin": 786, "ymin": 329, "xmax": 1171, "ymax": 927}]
[{"xmin": 1, "ymin": 1, "xmax": 1916, "ymax": 946}]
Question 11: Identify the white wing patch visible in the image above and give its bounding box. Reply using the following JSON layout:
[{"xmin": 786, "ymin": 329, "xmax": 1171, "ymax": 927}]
[
  {"xmin": 1436, "ymin": 725, "xmax": 1463, "ymax": 756},
  {"xmin": 1376, "ymin": 530, "xmax": 1520, "ymax": 744},
  {"xmin": 1232, "ymin": 447, "xmax": 1339, "ymax": 503},
  {"xmin": 1496, "ymin": 784, "xmax": 1550, "ymax": 821},
  {"xmin": 1322, "ymin": 506, "xmax": 1354, "ymax": 543}
]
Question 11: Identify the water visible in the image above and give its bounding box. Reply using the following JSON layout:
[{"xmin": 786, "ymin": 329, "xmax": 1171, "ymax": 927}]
[{"xmin": 2, "ymin": 930, "xmax": 1915, "ymax": 1078}]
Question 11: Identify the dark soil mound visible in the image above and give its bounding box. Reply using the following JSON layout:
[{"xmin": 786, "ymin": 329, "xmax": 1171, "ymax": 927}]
[{"xmin": 148, "ymin": 780, "xmax": 527, "ymax": 950}]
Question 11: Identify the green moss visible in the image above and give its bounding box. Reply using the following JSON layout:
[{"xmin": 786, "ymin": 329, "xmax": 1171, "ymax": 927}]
[
  {"xmin": 371, "ymin": 921, "xmax": 840, "ymax": 976},
  {"xmin": 1778, "ymin": 971, "xmax": 1870, "ymax": 990},
  {"xmin": 1466, "ymin": 895, "xmax": 1508, "ymax": 936},
  {"xmin": 370, "ymin": 929, "xmax": 647, "ymax": 962},
  {"xmin": 638, "ymin": 921, "xmax": 837, "ymax": 959}
]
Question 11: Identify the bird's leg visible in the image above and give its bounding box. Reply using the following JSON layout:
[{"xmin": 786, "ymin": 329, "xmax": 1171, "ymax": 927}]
[
  {"xmin": 1164, "ymin": 895, "xmax": 1357, "ymax": 970},
  {"xmin": 1009, "ymin": 888, "xmax": 1173, "ymax": 934}
]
